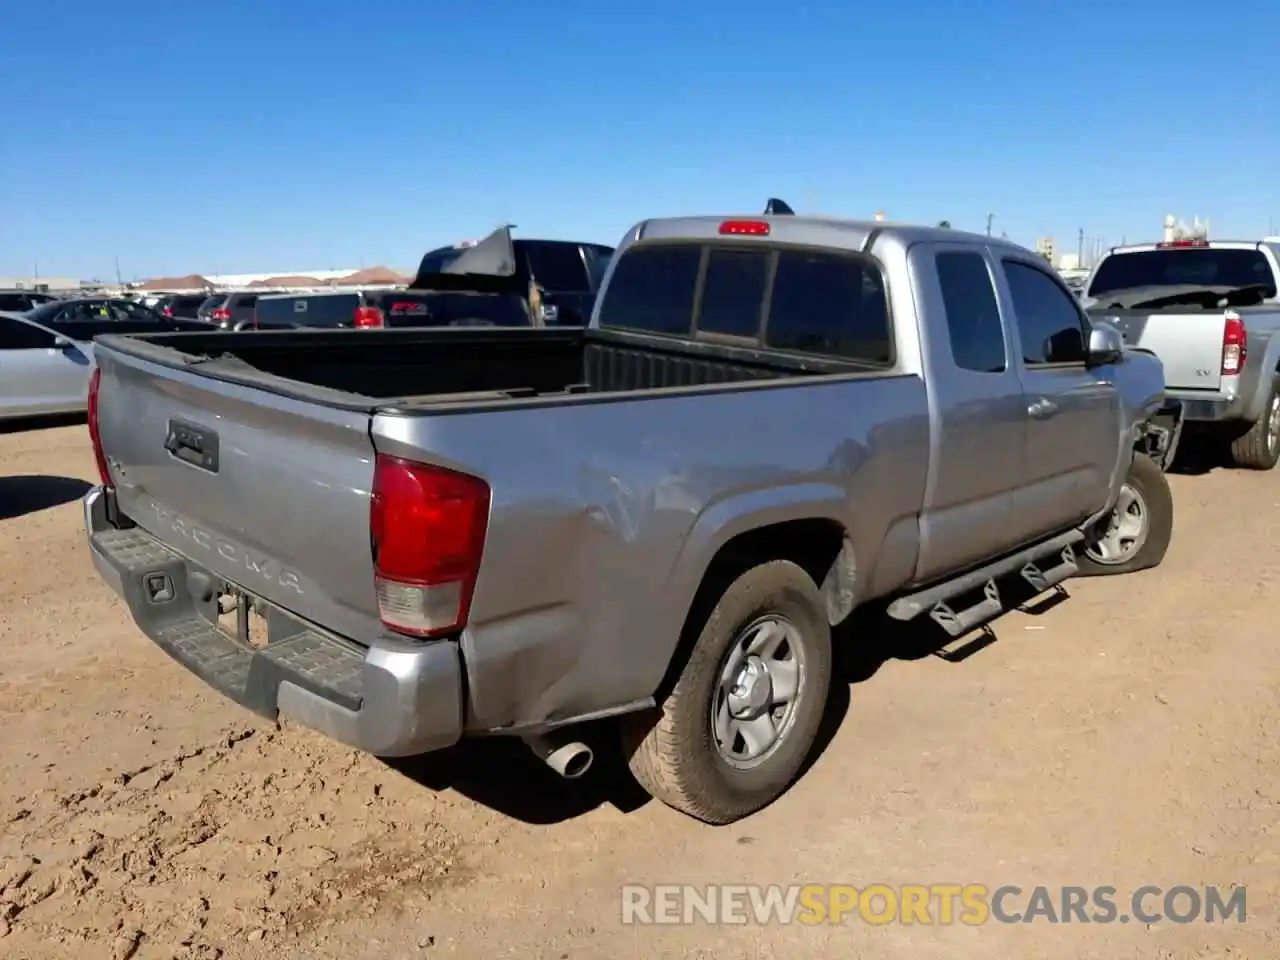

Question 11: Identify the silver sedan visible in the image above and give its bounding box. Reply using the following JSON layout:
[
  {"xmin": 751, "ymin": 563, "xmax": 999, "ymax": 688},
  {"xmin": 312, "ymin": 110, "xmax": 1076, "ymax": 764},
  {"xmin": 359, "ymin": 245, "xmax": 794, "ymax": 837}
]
[{"xmin": 0, "ymin": 310, "xmax": 95, "ymax": 421}]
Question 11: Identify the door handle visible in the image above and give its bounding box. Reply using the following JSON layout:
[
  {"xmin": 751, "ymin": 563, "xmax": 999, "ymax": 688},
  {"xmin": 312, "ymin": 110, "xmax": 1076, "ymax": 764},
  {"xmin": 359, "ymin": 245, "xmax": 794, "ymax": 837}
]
[{"xmin": 1027, "ymin": 397, "xmax": 1058, "ymax": 418}]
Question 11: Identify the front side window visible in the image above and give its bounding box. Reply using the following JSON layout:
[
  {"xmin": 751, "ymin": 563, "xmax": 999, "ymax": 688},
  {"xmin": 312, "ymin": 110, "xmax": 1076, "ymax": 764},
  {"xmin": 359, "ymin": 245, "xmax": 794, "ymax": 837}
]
[{"xmin": 1003, "ymin": 260, "xmax": 1087, "ymax": 365}]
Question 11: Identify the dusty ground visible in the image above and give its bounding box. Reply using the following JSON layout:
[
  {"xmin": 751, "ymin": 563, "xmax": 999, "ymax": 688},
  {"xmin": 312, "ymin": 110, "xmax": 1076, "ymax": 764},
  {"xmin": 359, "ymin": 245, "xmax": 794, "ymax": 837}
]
[{"xmin": 0, "ymin": 420, "xmax": 1276, "ymax": 960}]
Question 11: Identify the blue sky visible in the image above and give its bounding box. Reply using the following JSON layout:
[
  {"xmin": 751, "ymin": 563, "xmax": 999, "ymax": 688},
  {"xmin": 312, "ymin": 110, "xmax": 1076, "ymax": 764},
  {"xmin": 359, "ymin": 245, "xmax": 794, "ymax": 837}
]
[{"xmin": 1, "ymin": 0, "xmax": 1276, "ymax": 280}]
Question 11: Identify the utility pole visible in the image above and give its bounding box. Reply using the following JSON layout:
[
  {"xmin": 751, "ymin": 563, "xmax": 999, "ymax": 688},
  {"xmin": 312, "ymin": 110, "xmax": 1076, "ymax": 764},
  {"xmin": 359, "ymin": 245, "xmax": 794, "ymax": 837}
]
[
  {"xmin": 985, "ymin": 212, "xmax": 994, "ymax": 237},
  {"xmin": 1077, "ymin": 228, "xmax": 1084, "ymax": 266}
]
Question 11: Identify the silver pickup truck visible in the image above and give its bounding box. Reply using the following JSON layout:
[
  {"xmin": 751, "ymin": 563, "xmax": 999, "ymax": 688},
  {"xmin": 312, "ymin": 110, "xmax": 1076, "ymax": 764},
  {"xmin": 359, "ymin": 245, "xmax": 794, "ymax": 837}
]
[
  {"xmin": 83, "ymin": 209, "xmax": 1175, "ymax": 825},
  {"xmin": 1081, "ymin": 238, "xmax": 1280, "ymax": 469}
]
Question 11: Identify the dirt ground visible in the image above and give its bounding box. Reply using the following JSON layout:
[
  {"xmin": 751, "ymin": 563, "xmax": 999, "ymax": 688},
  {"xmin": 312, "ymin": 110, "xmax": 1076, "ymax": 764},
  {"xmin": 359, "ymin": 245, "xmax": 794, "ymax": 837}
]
[{"xmin": 1, "ymin": 420, "xmax": 1276, "ymax": 960}]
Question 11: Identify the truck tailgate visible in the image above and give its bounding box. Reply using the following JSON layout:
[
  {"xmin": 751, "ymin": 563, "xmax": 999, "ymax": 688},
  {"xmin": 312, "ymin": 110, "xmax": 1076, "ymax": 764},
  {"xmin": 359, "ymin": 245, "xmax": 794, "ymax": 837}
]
[
  {"xmin": 94, "ymin": 347, "xmax": 382, "ymax": 645},
  {"xmin": 1096, "ymin": 311, "xmax": 1225, "ymax": 391}
]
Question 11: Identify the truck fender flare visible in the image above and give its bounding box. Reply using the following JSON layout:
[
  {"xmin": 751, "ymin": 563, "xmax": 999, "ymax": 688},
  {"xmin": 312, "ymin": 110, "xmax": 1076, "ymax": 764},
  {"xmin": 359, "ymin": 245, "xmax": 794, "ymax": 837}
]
[
  {"xmin": 657, "ymin": 482, "xmax": 855, "ymax": 656},
  {"xmin": 1242, "ymin": 335, "xmax": 1280, "ymax": 421}
]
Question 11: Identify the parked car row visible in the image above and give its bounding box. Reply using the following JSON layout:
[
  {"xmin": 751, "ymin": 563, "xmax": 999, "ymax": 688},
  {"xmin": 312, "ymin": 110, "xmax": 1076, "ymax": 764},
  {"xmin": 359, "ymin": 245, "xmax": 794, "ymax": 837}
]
[
  {"xmin": 82, "ymin": 200, "xmax": 1186, "ymax": 827},
  {"xmin": 134, "ymin": 228, "xmax": 616, "ymax": 334},
  {"xmin": 0, "ymin": 228, "xmax": 615, "ymax": 420},
  {"xmin": 0, "ymin": 296, "xmax": 207, "ymax": 420}
]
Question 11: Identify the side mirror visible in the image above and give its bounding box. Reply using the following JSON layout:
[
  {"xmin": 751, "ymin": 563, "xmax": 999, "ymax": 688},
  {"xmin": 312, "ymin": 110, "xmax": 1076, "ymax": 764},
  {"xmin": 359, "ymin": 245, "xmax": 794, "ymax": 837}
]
[
  {"xmin": 53, "ymin": 335, "xmax": 72, "ymax": 349},
  {"xmin": 1086, "ymin": 322, "xmax": 1124, "ymax": 367}
]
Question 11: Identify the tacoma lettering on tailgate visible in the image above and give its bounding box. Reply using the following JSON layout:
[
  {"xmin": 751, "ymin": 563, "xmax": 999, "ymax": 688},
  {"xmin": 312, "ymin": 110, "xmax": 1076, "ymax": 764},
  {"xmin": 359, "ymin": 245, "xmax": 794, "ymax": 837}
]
[{"xmin": 150, "ymin": 503, "xmax": 305, "ymax": 594}]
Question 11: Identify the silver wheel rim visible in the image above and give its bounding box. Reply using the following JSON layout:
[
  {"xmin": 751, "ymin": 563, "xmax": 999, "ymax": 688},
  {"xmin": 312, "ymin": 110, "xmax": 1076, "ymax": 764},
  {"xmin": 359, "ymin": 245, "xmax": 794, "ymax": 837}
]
[
  {"xmin": 711, "ymin": 615, "xmax": 806, "ymax": 769},
  {"xmin": 1084, "ymin": 483, "xmax": 1149, "ymax": 565},
  {"xmin": 1266, "ymin": 395, "xmax": 1280, "ymax": 451}
]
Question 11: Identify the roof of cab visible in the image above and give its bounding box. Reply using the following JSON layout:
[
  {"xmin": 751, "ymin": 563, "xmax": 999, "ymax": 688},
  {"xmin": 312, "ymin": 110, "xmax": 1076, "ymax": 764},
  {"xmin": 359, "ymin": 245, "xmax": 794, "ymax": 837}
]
[{"xmin": 624, "ymin": 210, "xmax": 1029, "ymax": 257}]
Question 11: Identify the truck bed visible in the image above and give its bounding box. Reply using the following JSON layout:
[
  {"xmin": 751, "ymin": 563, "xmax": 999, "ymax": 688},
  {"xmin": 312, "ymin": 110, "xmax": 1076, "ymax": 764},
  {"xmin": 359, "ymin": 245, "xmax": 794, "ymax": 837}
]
[
  {"xmin": 102, "ymin": 327, "xmax": 857, "ymax": 411},
  {"xmin": 90, "ymin": 322, "xmax": 916, "ymax": 661}
]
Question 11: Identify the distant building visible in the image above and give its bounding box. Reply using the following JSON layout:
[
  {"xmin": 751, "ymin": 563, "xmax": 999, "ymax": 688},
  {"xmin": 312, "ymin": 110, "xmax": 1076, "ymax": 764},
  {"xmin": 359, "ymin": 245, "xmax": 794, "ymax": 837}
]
[
  {"xmin": 0, "ymin": 275, "xmax": 82, "ymax": 292},
  {"xmin": 203, "ymin": 268, "xmax": 363, "ymax": 288}
]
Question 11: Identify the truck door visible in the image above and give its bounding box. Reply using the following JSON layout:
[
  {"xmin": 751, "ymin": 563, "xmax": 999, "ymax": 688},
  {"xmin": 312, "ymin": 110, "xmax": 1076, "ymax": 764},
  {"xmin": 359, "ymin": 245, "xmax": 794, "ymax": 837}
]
[
  {"xmin": 909, "ymin": 242, "xmax": 1032, "ymax": 580},
  {"xmin": 997, "ymin": 256, "xmax": 1118, "ymax": 538}
]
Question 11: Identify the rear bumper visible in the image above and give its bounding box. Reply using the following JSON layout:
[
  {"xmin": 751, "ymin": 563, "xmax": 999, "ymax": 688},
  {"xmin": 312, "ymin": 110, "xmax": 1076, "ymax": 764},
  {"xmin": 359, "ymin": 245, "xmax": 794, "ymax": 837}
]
[
  {"xmin": 1166, "ymin": 390, "xmax": 1241, "ymax": 422},
  {"xmin": 83, "ymin": 485, "xmax": 464, "ymax": 758}
]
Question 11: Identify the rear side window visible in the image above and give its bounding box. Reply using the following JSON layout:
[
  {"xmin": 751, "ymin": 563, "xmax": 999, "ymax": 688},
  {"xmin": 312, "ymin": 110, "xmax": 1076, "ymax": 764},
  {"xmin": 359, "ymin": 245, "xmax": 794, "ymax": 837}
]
[
  {"xmin": 935, "ymin": 251, "xmax": 1006, "ymax": 373},
  {"xmin": 765, "ymin": 250, "xmax": 891, "ymax": 364},
  {"xmin": 523, "ymin": 243, "xmax": 590, "ymax": 292},
  {"xmin": 1002, "ymin": 260, "xmax": 1087, "ymax": 365},
  {"xmin": 696, "ymin": 249, "xmax": 768, "ymax": 337},
  {"xmin": 0, "ymin": 294, "xmax": 32, "ymax": 311},
  {"xmin": 597, "ymin": 245, "xmax": 702, "ymax": 334}
]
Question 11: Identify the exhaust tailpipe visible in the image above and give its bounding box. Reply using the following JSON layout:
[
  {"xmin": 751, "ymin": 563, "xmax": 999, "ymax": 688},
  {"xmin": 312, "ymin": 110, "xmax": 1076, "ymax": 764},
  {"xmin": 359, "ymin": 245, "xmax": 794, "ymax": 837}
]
[{"xmin": 524, "ymin": 734, "xmax": 594, "ymax": 779}]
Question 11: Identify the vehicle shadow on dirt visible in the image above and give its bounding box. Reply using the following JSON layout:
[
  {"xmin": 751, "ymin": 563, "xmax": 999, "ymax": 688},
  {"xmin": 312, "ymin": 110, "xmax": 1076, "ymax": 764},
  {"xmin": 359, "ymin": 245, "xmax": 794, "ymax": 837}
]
[
  {"xmin": 388, "ymin": 576, "xmax": 1050, "ymax": 826},
  {"xmin": 1166, "ymin": 431, "xmax": 1236, "ymax": 476},
  {"xmin": 0, "ymin": 474, "xmax": 92, "ymax": 520}
]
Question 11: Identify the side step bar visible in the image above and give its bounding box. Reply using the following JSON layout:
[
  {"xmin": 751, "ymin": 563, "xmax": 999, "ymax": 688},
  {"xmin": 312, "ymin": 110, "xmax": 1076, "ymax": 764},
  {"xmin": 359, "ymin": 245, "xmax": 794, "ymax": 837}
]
[{"xmin": 887, "ymin": 530, "xmax": 1084, "ymax": 637}]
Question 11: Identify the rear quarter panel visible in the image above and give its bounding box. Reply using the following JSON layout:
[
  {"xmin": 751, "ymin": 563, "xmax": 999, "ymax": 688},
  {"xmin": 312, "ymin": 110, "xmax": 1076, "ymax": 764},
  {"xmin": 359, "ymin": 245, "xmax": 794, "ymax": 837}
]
[{"xmin": 373, "ymin": 375, "xmax": 930, "ymax": 732}]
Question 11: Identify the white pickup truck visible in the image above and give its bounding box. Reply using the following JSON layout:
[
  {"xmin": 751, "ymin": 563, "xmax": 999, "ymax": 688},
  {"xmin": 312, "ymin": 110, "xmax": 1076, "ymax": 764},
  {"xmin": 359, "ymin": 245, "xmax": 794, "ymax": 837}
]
[{"xmin": 1081, "ymin": 238, "xmax": 1280, "ymax": 469}]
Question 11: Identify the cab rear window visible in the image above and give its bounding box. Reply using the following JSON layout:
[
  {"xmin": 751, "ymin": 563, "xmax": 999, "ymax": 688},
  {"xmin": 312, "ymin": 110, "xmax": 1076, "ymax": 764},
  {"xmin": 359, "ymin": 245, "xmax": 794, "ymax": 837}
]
[{"xmin": 597, "ymin": 242, "xmax": 892, "ymax": 365}]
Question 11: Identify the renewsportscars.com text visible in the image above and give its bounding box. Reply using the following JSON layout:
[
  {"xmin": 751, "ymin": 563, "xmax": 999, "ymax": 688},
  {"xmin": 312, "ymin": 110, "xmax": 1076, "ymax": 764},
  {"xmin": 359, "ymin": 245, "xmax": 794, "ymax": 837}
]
[{"xmin": 620, "ymin": 883, "xmax": 1247, "ymax": 926}]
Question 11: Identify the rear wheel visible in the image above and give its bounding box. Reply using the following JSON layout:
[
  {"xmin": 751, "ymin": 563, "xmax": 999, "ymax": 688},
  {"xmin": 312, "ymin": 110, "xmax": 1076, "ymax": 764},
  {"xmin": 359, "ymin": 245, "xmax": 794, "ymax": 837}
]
[
  {"xmin": 1229, "ymin": 378, "xmax": 1280, "ymax": 470},
  {"xmin": 1077, "ymin": 453, "xmax": 1173, "ymax": 576},
  {"xmin": 621, "ymin": 560, "xmax": 832, "ymax": 825}
]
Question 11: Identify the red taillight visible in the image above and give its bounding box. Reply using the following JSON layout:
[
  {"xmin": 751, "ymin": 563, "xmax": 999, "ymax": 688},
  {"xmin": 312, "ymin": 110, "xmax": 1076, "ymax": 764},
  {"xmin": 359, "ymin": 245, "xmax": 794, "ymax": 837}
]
[
  {"xmin": 353, "ymin": 305, "xmax": 385, "ymax": 328},
  {"xmin": 87, "ymin": 367, "xmax": 111, "ymax": 485},
  {"xmin": 1222, "ymin": 310, "xmax": 1247, "ymax": 375},
  {"xmin": 212, "ymin": 307, "xmax": 231, "ymax": 321},
  {"xmin": 719, "ymin": 220, "xmax": 771, "ymax": 236},
  {"xmin": 1156, "ymin": 240, "xmax": 1209, "ymax": 248},
  {"xmin": 369, "ymin": 455, "xmax": 490, "ymax": 637}
]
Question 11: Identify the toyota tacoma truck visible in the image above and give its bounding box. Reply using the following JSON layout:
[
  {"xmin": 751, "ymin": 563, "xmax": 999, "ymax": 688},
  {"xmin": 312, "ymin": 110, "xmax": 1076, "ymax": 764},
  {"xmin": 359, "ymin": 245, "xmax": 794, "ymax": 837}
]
[
  {"xmin": 1081, "ymin": 238, "xmax": 1280, "ymax": 469},
  {"xmin": 83, "ymin": 207, "xmax": 1175, "ymax": 825}
]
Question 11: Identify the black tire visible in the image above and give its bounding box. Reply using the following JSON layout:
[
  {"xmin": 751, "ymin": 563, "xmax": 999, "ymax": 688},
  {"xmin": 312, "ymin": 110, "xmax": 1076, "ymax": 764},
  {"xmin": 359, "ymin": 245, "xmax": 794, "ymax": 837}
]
[
  {"xmin": 1229, "ymin": 378, "xmax": 1280, "ymax": 470},
  {"xmin": 620, "ymin": 560, "xmax": 832, "ymax": 825},
  {"xmin": 1076, "ymin": 453, "xmax": 1173, "ymax": 577}
]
